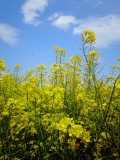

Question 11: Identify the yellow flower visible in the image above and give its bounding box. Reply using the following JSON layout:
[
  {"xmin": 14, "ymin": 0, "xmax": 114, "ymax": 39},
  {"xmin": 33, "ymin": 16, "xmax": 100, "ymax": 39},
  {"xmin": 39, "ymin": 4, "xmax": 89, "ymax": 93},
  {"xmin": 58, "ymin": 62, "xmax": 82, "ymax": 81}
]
[
  {"xmin": 2, "ymin": 110, "xmax": 9, "ymax": 116},
  {"xmin": 50, "ymin": 63, "xmax": 62, "ymax": 72},
  {"xmin": 117, "ymin": 65, "xmax": 120, "ymax": 69},
  {"xmin": 40, "ymin": 142, "xmax": 44, "ymax": 147},
  {"xmin": 14, "ymin": 63, "xmax": 21, "ymax": 69},
  {"xmin": 31, "ymin": 127, "xmax": 37, "ymax": 135},
  {"xmin": 0, "ymin": 59, "xmax": 6, "ymax": 72},
  {"xmin": 82, "ymin": 130, "xmax": 91, "ymax": 142},
  {"xmin": 29, "ymin": 141, "xmax": 34, "ymax": 144},
  {"xmin": 68, "ymin": 138, "xmax": 76, "ymax": 151},
  {"xmin": 36, "ymin": 64, "xmax": 47, "ymax": 69},
  {"xmin": 107, "ymin": 75, "xmax": 114, "ymax": 79},
  {"xmin": 89, "ymin": 50, "xmax": 99, "ymax": 56},
  {"xmin": 68, "ymin": 124, "xmax": 83, "ymax": 138},
  {"xmin": 54, "ymin": 46, "xmax": 66, "ymax": 56},
  {"xmin": 117, "ymin": 56, "xmax": 120, "ymax": 61},
  {"xmin": 82, "ymin": 29, "xmax": 96, "ymax": 43},
  {"xmin": 70, "ymin": 55, "xmax": 82, "ymax": 66},
  {"xmin": 100, "ymin": 132, "xmax": 110, "ymax": 139},
  {"xmin": 111, "ymin": 65, "xmax": 117, "ymax": 69},
  {"xmin": 33, "ymin": 145, "xmax": 39, "ymax": 149},
  {"xmin": 116, "ymin": 83, "xmax": 120, "ymax": 89}
]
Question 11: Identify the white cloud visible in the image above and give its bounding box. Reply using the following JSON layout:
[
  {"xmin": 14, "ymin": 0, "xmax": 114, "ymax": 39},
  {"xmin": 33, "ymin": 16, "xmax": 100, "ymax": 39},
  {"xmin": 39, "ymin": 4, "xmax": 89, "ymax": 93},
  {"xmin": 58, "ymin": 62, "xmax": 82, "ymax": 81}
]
[
  {"xmin": 48, "ymin": 12, "xmax": 62, "ymax": 21},
  {"xmin": 73, "ymin": 14, "xmax": 120, "ymax": 48},
  {"xmin": 95, "ymin": 0, "xmax": 103, "ymax": 7},
  {"xmin": 21, "ymin": 0, "xmax": 48, "ymax": 26},
  {"xmin": 49, "ymin": 14, "xmax": 80, "ymax": 30},
  {"xmin": 0, "ymin": 23, "xmax": 19, "ymax": 45}
]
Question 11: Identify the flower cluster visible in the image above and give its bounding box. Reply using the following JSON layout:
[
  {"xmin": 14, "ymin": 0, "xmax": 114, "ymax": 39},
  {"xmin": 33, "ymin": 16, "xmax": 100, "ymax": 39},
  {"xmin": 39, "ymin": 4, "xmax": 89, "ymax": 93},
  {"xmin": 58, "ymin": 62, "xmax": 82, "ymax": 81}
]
[{"xmin": 82, "ymin": 29, "xmax": 96, "ymax": 43}]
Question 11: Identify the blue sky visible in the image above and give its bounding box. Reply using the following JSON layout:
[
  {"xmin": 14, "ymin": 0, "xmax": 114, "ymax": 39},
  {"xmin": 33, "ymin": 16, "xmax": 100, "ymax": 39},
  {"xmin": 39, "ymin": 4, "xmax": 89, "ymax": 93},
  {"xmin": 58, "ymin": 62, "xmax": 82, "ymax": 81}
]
[{"xmin": 0, "ymin": 0, "xmax": 120, "ymax": 76}]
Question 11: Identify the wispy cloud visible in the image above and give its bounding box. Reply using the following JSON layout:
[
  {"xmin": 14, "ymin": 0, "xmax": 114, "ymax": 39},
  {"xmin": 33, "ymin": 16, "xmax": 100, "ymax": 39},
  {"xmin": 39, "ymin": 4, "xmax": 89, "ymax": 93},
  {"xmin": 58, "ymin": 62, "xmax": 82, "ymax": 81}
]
[
  {"xmin": 48, "ymin": 14, "xmax": 80, "ymax": 30},
  {"xmin": 95, "ymin": 0, "xmax": 103, "ymax": 7},
  {"xmin": 84, "ymin": 0, "xmax": 103, "ymax": 5},
  {"xmin": 21, "ymin": 0, "xmax": 48, "ymax": 26},
  {"xmin": 0, "ymin": 23, "xmax": 19, "ymax": 45},
  {"xmin": 73, "ymin": 14, "xmax": 120, "ymax": 48},
  {"xmin": 48, "ymin": 12, "xmax": 62, "ymax": 21}
]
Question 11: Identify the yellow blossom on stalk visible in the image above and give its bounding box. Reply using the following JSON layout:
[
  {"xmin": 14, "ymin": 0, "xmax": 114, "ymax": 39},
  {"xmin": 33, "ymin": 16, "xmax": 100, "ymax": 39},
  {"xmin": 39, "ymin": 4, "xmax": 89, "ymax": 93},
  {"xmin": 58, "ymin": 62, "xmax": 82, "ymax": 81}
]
[
  {"xmin": 54, "ymin": 46, "xmax": 66, "ymax": 56},
  {"xmin": 107, "ymin": 75, "xmax": 114, "ymax": 79},
  {"xmin": 116, "ymin": 83, "xmax": 120, "ymax": 89},
  {"xmin": 100, "ymin": 132, "xmax": 110, "ymax": 139},
  {"xmin": 14, "ymin": 63, "xmax": 21, "ymax": 69},
  {"xmin": 117, "ymin": 56, "xmax": 120, "ymax": 61},
  {"xmin": 89, "ymin": 50, "xmax": 99, "ymax": 56},
  {"xmin": 26, "ymin": 68, "xmax": 35, "ymax": 77},
  {"xmin": 1, "ymin": 73, "xmax": 12, "ymax": 81},
  {"xmin": 0, "ymin": 59, "xmax": 6, "ymax": 73},
  {"xmin": 70, "ymin": 55, "xmax": 82, "ymax": 66},
  {"xmin": 36, "ymin": 64, "xmax": 47, "ymax": 69},
  {"xmin": 2, "ymin": 110, "xmax": 9, "ymax": 116},
  {"xmin": 29, "ymin": 141, "xmax": 34, "ymax": 145},
  {"xmin": 82, "ymin": 130, "xmax": 91, "ymax": 142},
  {"xmin": 68, "ymin": 138, "xmax": 76, "ymax": 151},
  {"xmin": 10, "ymin": 121, "xmax": 16, "ymax": 128},
  {"xmin": 117, "ymin": 65, "xmax": 120, "ymax": 69},
  {"xmin": 56, "ymin": 117, "xmax": 73, "ymax": 133},
  {"xmin": 28, "ymin": 76, "xmax": 39, "ymax": 84},
  {"xmin": 68, "ymin": 124, "xmax": 83, "ymax": 138},
  {"xmin": 6, "ymin": 98, "xmax": 17, "ymax": 106},
  {"xmin": 50, "ymin": 63, "xmax": 62, "ymax": 73},
  {"xmin": 111, "ymin": 65, "xmax": 117, "ymax": 69},
  {"xmin": 33, "ymin": 145, "xmax": 39, "ymax": 149},
  {"xmin": 40, "ymin": 142, "xmax": 44, "ymax": 147},
  {"xmin": 31, "ymin": 127, "xmax": 37, "ymax": 135},
  {"xmin": 31, "ymin": 152, "xmax": 35, "ymax": 157},
  {"xmin": 82, "ymin": 29, "xmax": 96, "ymax": 43},
  {"xmin": 58, "ymin": 134, "xmax": 64, "ymax": 143}
]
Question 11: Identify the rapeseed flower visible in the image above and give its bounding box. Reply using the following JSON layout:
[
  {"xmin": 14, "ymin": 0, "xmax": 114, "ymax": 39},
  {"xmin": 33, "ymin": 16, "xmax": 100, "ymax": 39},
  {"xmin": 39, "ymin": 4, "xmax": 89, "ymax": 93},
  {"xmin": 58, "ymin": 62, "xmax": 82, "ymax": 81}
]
[
  {"xmin": 117, "ymin": 56, "xmax": 120, "ymax": 61},
  {"xmin": 31, "ymin": 127, "xmax": 37, "ymax": 135},
  {"xmin": 26, "ymin": 68, "xmax": 35, "ymax": 78},
  {"xmin": 50, "ymin": 63, "xmax": 62, "ymax": 73},
  {"xmin": 36, "ymin": 64, "xmax": 47, "ymax": 69},
  {"xmin": 116, "ymin": 83, "xmax": 120, "ymax": 89},
  {"xmin": 70, "ymin": 55, "xmax": 82, "ymax": 66},
  {"xmin": 111, "ymin": 65, "xmax": 117, "ymax": 69},
  {"xmin": 56, "ymin": 117, "xmax": 73, "ymax": 133},
  {"xmin": 2, "ymin": 110, "xmax": 9, "ymax": 116},
  {"xmin": 82, "ymin": 29, "xmax": 96, "ymax": 43},
  {"xmin": 54, "ymin": 46, "xmax": 66, "ymax": 56},
  {"xmin": 68, "ymin": 138, "xmax": 76, "ymax": 151},
  {"xmin": 82, "ymin": 130, "xmax": 91, "ymax": 142},
  {"xmin": 0, "ymin": 59, "xmax": 6, "ymax": 72},
  {"xmin": 14, "ymin": 63, "xmax": 21, "ymax": 69},
  {"xmin": 68, "ymin": 124, "xmax": 83, "ymax": 138},
  {"xmin": 107, "ymin": 75, "xmax": 114, "ymax": 79},
  {"xmin": 100, "ymin": 132, "xmax": 110, "ymax": 139},
  {"xmin": 89, "ymin": 50, "xmax": 99, "ymax": 56}
]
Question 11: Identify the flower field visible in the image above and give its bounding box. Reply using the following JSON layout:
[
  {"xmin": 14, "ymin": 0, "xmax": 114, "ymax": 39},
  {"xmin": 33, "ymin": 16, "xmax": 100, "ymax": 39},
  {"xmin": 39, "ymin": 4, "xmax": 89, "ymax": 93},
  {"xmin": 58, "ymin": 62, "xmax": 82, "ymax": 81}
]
[{"xmin": 0, "ymin": 30, "xmax": 120, "ymax": 160}]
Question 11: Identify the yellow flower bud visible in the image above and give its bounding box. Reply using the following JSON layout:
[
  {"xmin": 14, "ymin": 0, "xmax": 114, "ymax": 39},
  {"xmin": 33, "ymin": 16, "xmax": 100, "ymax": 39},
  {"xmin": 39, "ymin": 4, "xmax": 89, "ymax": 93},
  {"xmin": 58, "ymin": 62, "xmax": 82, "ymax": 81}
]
[{"xmin": 82, "ymin": 29, "xmax": 96, "ymax": 43}]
